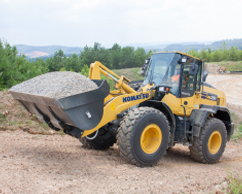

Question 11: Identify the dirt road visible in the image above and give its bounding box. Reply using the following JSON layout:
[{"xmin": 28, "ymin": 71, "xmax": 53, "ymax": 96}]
[
  {"xmin": 0, "ymin": 130, "xmax": 242, "ymax": 194},
  {"xmin": 206, "ymin": 74, "xmax": 242, "ymax": 106}
]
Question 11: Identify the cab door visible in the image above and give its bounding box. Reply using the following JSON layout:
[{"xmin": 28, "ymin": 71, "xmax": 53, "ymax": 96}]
[{"xmin": 180, "ymin": 60, "xmax": 202, "ymax": 117}]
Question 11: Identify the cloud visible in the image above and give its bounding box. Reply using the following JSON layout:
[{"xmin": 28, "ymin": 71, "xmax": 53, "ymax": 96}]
[{"xmin": 1, "ymin": 0, "xmax": 242, "ymax": 46}]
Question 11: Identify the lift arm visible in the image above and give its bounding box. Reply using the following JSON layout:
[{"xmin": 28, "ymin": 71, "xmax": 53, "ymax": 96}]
[{"xmin": 89, "ymin": 61, "xmax": 136, "ymax": 94}]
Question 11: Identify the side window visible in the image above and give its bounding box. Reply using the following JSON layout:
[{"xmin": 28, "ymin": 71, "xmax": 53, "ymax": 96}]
[
  {"xmin": 181, "ymin": 58, "xmax": 202, "ymax": 97},
  {"xmin": 182, "ymin": 63, "xmax": 195, "ymax": 91}
]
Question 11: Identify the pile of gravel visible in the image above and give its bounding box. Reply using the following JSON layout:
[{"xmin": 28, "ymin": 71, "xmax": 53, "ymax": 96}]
[{"xmin": 9, "ymin": 71, "xmax": 98, "ymax": 99}]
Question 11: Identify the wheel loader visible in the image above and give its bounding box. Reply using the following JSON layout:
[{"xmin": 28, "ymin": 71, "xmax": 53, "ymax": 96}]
[{"xmin": 9, "ymin": 51, "xmax": 234, "ymax": 167}]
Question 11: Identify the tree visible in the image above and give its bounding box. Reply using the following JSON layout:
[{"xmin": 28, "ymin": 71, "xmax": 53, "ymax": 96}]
[
  {"xmin": 227, "ymin": 46, "xmax": 239, "ymax": 61},
  {"xmin": 0, "ymin": 39, "xmax": 48, "ymax": 89},
  {"xmin": 66, "ymin": 53, "xmax": 82, "ymax": 72},
  {"xmin": 133, "ymin": 47, "xmax": 146, "ymax": 67},
  {"xmin": 187, "ymin": 49, "xmax": 199, "ymax": 58},
  {"xmin": 46, "ymin": 49, "xmax": 67, "ymax": 72},
  {"xmin": 119, "ymin": 46, "xmax": 135, "ymax": 68},
  {"xmin": 199, "ymin": 49, "xmax": 207, "ymax": 61},
  {"xmin": 79, "ymin": 45, "xmax": 94, "ymax": 67},
  {"xmin": 211, "ymin": 50, "xmax": 221, "ymax": 62},
  {"xmin": 110, "ymin": 43, "xmax": 122, "ymax": 69},
  {"xmin": 80, "ymin": 64, "xmax": 90, "ymax": 77},
  {"xmin": 220, "ymin": 42, "xmax": 228, "ymax": 61}
]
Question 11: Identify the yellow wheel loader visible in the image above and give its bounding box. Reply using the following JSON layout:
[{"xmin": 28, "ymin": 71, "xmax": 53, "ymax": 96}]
[{"xmin": 9, "ymin": 51, "xmax": 234, "ymax": 167}]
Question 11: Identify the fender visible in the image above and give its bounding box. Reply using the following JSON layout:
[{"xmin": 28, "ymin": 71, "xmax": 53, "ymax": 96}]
[{"xmin": 190, "ymin": 104, "xmax": 234, "ymax": 141}]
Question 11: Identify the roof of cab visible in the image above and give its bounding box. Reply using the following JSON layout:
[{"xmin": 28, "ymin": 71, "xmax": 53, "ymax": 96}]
[{"xmin": 152, "ymin": 51, "xmax": 203, "ymax": 62}]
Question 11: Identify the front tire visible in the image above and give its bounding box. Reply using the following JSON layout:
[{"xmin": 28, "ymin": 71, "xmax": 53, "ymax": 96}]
[
  {"xmin": 189, "ymin": 117, "xmax": 227, "ymax": 164},
  {"xmin": 117, "ymin": 107, "xmax": 170, "ymax": 167},
  {"xmin": 79, "ymin": 128, "xmax": 116, "ymax": 150}
]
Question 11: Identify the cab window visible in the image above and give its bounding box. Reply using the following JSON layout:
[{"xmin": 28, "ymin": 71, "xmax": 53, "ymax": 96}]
[
  {"xmin": 181, "ymin": 57, "xmax": 198, "ymax": 97},
  {"xmin": 182, "ymin": 64, "xmax": 195, "ymax": 91}
]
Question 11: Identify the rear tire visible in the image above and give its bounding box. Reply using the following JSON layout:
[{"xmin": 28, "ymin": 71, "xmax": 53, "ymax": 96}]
[
  {"xmin": 117, "ymin": 107, "xmax": 170, "ymax": 167},
  {"xmin": 80, "ymin": 128, "xmax": 116, "ymax": 150},
  {"xmin": 189, "ymin": 117, "xmax": 227, "ymax": 164}
]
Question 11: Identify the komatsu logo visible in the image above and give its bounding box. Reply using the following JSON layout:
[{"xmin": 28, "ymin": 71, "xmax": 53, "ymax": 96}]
[{"xmin": 123, "ymin": 93, "xmax": 149, "ymax": 102}]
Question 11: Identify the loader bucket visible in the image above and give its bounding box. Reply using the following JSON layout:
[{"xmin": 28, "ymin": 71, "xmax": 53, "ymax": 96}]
[{"xmin": 9, "ymin": 80, "xmax": 110, "ymax": 133}]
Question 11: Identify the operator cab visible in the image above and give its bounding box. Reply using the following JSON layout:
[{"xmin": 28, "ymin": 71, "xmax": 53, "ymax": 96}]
[{"xmin": 143, "ymin": 52, "xmax": 203, "ymax": 98}]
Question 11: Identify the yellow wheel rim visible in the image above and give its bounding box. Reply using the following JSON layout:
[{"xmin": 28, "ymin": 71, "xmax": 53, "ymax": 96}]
[
  {"xmin": 208, "ymin": 131, "xmax": 222, "ymax": 154},
  {"xmin": 140, "ymin": 124, "xmax": 162, "ymax": 154}
]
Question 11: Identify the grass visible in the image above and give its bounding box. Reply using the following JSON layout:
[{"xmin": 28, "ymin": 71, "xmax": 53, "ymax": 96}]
[
  {"xmin": 8, "ymin": 120, "xmax": 17, "ymax": 126},
  {"xmin": 59, "ymin": 130, "xmax": 66, "ymax": 136},
  {"xmin": 25, "ymin": 120, "xmax": 32, "ymax": 124},
  {"xmin": 100, "ymin": 74, "xmax": 115, "ymax": 90},
  {"xmin": 130, "ymin": 68, "xmax": 144, "ymax": 81},
  {"xmin": 228, "ymin": 174, "xmax": 242, "ymax": 194},
  {"xmin": 230, "ymin": 112, "xmax": 242, "ymax": 140},
  {"xmin": 99, "ymin": 67, "xmax": 144, "ymax": 90},
  {"xmin": 1, "ymin": 88, "xmax": 9, "ymax": 92},
  {"xmin": 15, "ymin": 110, "xmax": 26, "ymax": 118},
  {"xmin": 42, "ymin": 123, "xmax": 49, "ymax": 130},
  {"xmin": 208, "ymin": 61, "xmax": 242, "ymax": 71},
  {"xmin": 231, "ymin": 125, "xmax": 242, "ymax": 140},
  {"xmin": 0, "ymin": 112, "xmax": 6, "ymax": 122},
  {"xmin": 231, "ymin": 112, "xmax": 240, "ymax": 123},
  {"xmin": 113, "ymin": 67, "xmax": 143, "ymax": 82}
]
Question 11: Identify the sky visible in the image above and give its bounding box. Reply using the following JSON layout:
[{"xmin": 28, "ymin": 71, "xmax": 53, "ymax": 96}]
[{"xmin": 1, "ymin": 0, "xmax": 242, "ymax": 47}]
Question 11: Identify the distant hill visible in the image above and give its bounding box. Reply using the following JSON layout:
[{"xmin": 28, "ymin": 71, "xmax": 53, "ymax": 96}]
[
  {"xmin": 210, "ymin": 39, "xmax": 242, "ymax": 50},
  {"xmin": 15, "ymin": 38, "xmax": 242, "ymax": 58},
  {"xmin": 15, "ymin": 44, "xmax": 84, "ymax": 58},
  {"xmin": 162, "ymin": 39, "xmax": 242, "ymax": 52}
]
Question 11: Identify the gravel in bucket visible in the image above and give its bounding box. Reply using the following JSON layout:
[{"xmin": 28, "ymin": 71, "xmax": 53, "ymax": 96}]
[{"xmin": 9, "ymin": 71, "xmax": 98, "ymax": 99}]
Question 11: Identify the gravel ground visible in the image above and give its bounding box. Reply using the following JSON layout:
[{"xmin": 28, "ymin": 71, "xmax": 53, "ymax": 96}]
[
  {"xmin": 0, "ymin": 130, "xmax": 241, "ymax": 194},
  {"xmin": 9, "ymin": 71, "xmax": 98, "ymax": 99}
]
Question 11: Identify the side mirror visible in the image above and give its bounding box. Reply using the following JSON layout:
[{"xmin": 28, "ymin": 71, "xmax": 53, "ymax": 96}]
[
  {"xmin": 145, "ymin": 58, "xmax": 150, "ymax": 64},
  {"xmin": 189, "ymin": 63, "xmax": 198, "ymax": 75},
  {"xmin": 202, "ymin": 70, "xmax": 209, "ymax": 82}
]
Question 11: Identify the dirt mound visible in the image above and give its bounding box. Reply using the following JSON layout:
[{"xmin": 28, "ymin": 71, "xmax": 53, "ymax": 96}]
[{"xmin": 0, "ymin": 91, "xmax": 58, "ymax": 135}]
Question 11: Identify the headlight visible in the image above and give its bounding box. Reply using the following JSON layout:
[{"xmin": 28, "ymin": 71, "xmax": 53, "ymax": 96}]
[
  {"xmin": 158, "ymin": 86, "xmax": 170, "ymax": 92},
  {"xmin": 158, "ymin": 86, "xmax": 165, "ymax": 92}
]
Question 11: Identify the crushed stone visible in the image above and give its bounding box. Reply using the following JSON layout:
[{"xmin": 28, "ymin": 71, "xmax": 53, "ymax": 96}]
[{"xmin": 9, "ymin": 71, "xmax": 98, "ymax": 99}]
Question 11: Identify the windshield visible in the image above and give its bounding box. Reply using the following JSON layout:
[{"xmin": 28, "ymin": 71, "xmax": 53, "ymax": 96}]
[{"xmin": 143, "ymin": 53, "xmax": 182, "ymax": 96}]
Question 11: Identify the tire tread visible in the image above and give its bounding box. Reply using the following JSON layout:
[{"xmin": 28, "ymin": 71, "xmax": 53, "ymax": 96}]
[
  {"xmin": 189, "ymin": 117, "xmax": 227, "ymax": 164},
  {"xmin": 117, "ymin": 107, "xmax": 170, "ymax": 167}
]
